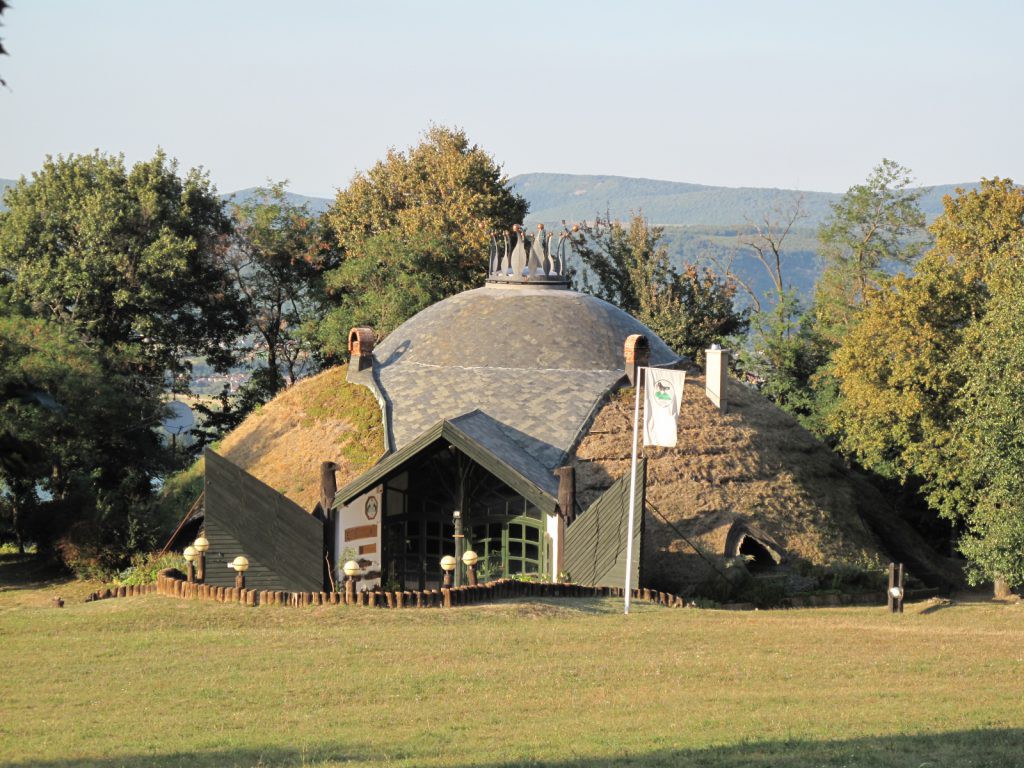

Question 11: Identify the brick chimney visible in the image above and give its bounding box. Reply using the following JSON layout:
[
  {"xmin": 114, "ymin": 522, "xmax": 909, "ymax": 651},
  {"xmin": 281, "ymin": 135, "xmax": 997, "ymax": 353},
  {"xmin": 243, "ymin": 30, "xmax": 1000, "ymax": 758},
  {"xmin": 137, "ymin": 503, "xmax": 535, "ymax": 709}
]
[
  {"xmin": 624, "ymin": 334, "xmax": 649, "ymax": 386},
  {"xmin": 348, "ymin": 327, "xmax": 375, "ymax": 372}
]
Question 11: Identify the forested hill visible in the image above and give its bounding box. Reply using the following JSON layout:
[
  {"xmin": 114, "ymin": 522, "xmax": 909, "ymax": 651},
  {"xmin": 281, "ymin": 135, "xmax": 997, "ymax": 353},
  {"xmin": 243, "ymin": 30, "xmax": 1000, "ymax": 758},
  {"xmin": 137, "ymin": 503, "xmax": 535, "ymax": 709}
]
[
  {"xmin": 510, "ymin": 173, "xmax": 972, "ymax": 228},
  {"xmin": 0, "ymin": 174, "xmax": 978, "ymax": 224}
]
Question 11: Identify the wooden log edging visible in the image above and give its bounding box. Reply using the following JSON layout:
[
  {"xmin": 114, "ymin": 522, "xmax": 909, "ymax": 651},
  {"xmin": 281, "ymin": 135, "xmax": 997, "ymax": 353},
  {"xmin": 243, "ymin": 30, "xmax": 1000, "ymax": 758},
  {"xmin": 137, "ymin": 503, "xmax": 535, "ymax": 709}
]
[
  {"xmin": 86, "ymin": 572, "xmax": 928, "ymax": 613},
  {"xmin": 84, "ymin": 582, "xmax": 159, "ymax": 603},
  {"xmin": 147, "ymin": 570, "xmax": 698, "ymax": 611}
]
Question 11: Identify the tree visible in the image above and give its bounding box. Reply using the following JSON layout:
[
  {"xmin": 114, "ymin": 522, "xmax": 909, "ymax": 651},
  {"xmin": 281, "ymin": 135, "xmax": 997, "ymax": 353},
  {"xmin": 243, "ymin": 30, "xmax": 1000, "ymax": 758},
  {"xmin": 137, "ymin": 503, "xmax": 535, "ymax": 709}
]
[
  {"xmin": 570, "ymin": 213, "xmax": 747, "ymax": 362},
  {"xmin": 944, "ymin": 258, "xmax": 1024, "ymax": 586},
  {"xmin": 0, "ymin": 151, "xmax": 248, "ymax": 564},
  {"xmin": 0, "ymin": 310, "xmax": 159, "ymax": 559},
  {"xmin": 827, "ymin": 179, "xmax": 1024, "ymax": 586},
  {"xmin": 713, "ymin": 194, "xmax": 829, "ymax": 423},
  {"xmin": 731, "ymin": 193, "xmax": 807, "ymax": 314},
  {"xmin": 0, "ymin": 150, "xmax": 247, "ymax": 392},
  {"xmin": 315, "ymin": 126, "xmax": 528, "ymax": 355},
  {"xmin": 226, "ymin": 182, "xmax": 333, "ymax": 394},
  {"xmin": 816, "ymin": 159, "xmax": 926, "ymax": 343}
]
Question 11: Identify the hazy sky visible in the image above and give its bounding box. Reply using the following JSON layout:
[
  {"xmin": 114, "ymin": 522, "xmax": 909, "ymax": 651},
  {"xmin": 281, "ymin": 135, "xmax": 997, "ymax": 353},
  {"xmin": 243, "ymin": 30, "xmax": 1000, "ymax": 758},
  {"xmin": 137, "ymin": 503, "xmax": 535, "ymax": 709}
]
[{"xmin": 2, "ymin": 1, "xmax": 1021, "ymax": 197}]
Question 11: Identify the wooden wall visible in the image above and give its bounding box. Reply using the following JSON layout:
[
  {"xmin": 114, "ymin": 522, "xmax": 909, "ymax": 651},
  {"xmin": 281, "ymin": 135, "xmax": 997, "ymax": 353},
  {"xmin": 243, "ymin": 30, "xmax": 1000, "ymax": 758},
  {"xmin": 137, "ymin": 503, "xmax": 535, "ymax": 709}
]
[
  {"xmin": 563, "ymin": 459, "xmax": 645, "ymax": 589},
  {"xmin": 203, "ymin": 450, "xmax": 324, "ymax": 592}
]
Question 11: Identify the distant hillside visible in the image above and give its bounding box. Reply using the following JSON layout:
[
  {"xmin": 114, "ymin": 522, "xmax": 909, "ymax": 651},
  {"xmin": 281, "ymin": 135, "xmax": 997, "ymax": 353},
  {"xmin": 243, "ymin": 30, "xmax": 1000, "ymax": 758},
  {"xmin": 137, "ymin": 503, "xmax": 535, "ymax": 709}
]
[
  {"xmin": 0, "ymin": 171, "xmax": 982, "ymax": 305},
  {"xmin": 224, "ymin": 187, "xmax": 332, "ymax": 214},
  {"xmin": 511, "ymin": 172, "xmax": 974, "ymax": 228},
  {"xmin": 509, "ymin": 173, "xmax": 982, "ymax": 304}
]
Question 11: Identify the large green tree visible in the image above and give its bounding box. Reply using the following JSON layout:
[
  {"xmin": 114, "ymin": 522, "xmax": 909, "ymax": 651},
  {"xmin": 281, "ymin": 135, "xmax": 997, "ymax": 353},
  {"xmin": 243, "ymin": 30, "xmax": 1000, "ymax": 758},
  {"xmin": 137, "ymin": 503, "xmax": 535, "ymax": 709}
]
[
  {"xmin": 0, "ymin": 150, "xmax": 247, "ymax": 390},
  {"xmin": 0, "ymin": 151, "xmax": 248, "ymax": 564},
  {"xmin": 570, "ymin": 213, "xmax": 747, "ymax": 362},
  {"xmin": 315, "ymin": 126, "xmax": 528, "ymax": 354},
  {"xmin": 828, "ymin": 179, "xmax": 1024, "ymax": 586}
]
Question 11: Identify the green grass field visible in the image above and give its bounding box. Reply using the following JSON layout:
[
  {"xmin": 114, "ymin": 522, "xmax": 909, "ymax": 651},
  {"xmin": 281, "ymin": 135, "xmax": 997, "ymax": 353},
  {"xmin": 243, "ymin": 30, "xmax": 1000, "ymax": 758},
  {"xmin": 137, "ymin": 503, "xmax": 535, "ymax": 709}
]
[{"xmin": 1, "ymin": 555, "xmax": 1022, "ymax": 768}]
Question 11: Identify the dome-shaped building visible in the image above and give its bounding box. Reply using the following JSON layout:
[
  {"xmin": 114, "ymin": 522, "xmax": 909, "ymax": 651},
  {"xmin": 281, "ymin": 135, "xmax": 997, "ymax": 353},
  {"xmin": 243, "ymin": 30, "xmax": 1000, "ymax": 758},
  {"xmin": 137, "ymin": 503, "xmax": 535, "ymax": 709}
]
[{"xmin": 181, "ymin": 229, "xmax": 957, "ymax": 595}]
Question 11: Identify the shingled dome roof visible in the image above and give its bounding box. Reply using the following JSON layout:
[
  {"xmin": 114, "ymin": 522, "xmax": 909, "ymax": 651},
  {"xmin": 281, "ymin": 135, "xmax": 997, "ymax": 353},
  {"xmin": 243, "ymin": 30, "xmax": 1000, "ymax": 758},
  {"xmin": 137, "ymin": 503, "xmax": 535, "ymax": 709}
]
[{"xmin": 360, "ymin": 283, "xmax": 680, "ymax": 473}]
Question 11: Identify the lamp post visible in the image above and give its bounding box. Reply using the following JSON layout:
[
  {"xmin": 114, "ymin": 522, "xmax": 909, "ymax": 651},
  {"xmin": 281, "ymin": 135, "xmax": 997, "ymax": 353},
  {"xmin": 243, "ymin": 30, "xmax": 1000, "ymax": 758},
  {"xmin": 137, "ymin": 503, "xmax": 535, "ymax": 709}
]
[
  {"xmin": 453, "ymin": 509, "xmax": 464, "ymax": 587},
  {"xmin": 230, "ymin": 555, "xmax": 249, "ymax": 590},
  {"xmin": 440, "ymin": 555, "xmax": 457, "ymax": 588},
  {"xmin": 462, "ymin": 549, "xmax": 479, "ymax": 586},
  {"xmin": 183, "ymin": 545, "xmax": 198, "ymax": 583},
  {"xmin": 343, "ymin": 559, "xmax": 361, "ymax": 604},
  {"xmin": 193, "ymin": 535, "xmax": 209, "ymax": 582}
]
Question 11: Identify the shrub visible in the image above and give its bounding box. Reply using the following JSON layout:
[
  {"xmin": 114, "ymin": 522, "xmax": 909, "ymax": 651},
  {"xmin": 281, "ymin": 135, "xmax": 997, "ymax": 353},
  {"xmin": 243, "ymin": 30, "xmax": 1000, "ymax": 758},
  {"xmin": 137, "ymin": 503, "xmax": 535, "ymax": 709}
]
[{"xmin": 113, "ymin": 552, "xmax": 185, "ymax": 586}]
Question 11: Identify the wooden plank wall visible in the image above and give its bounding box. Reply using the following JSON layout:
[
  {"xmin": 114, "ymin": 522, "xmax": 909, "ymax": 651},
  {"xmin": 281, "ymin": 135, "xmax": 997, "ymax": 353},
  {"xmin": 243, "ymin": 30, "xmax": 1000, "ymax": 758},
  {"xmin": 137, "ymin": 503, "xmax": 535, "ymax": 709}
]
[
  {"xmin": 203, "ymin": 450, "xmax": 324, "ymax": 592},
  {"xmin": 562, "ymin": 459, "xmax": 645, "ymax": 589}
]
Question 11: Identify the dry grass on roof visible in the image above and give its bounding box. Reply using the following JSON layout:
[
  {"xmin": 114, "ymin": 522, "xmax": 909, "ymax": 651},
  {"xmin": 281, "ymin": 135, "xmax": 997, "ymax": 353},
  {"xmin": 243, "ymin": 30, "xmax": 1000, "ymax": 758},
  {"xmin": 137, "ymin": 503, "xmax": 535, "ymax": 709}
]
[
  {"xmin": 157, "ymin": 365, "xmax": 384, "ymax": 530},
  {"xmin": 572, "ymin": 373, "xmax": 886, "ymax": 590}
]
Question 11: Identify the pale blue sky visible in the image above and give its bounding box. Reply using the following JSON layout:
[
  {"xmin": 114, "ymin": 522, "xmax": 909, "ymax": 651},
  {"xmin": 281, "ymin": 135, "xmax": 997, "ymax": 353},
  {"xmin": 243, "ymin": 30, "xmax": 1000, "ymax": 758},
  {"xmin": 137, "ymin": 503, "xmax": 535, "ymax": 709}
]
[{"xmin": 2, "ymin": 1, "xmax": 1021, "ymax": 196}]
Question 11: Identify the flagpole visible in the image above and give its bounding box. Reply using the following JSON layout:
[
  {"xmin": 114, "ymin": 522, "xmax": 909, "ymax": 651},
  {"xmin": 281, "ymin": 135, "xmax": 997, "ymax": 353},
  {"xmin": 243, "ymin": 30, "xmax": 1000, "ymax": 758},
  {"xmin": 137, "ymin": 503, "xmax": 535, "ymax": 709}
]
[{"xmin": 623, "ymin": 366, "xmax": 643, "ymax": 615}]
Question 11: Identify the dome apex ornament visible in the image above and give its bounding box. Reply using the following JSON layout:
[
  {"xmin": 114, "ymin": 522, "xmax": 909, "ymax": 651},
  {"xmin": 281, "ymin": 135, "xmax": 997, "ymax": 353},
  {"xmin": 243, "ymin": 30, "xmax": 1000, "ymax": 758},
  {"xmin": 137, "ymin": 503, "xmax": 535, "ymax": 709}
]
[{"xmin": 486, "ymin": 223, "xmax": 573, "ymax": 286}]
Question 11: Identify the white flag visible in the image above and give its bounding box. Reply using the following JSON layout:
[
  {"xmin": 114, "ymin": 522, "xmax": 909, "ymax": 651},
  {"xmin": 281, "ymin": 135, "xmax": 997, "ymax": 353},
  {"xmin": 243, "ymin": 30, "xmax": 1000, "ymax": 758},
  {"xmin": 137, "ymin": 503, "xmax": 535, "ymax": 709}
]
[{"xmin": 643, "ymin": 367, "xmax": 686, "ymax": 447}]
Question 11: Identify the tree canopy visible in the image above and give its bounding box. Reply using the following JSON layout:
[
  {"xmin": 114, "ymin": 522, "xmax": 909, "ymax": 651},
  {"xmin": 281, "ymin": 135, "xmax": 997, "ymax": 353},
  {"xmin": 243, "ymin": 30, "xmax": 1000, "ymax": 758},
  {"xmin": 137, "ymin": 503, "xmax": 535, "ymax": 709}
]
[
  {"xmin": 0, "ymin": 150, "xmax": 247, "ymax": 390},
  {"xmin": 815, "ymin": 158, "xmax": 926, "ymax": 343},
  {"xmin": 570, "ymin": 213, "xmax": 747, "ymax": 362},
  {"xmin": 315, "ymin": 126, "xmax": 528, "ymax": 354},
  {"xmin": 0, "ymin": 150, "xmax": 247, "ymax": 567},
  {"xmin": 827, "ymin": 179, "xmax": 1024, "ymax": 585}
]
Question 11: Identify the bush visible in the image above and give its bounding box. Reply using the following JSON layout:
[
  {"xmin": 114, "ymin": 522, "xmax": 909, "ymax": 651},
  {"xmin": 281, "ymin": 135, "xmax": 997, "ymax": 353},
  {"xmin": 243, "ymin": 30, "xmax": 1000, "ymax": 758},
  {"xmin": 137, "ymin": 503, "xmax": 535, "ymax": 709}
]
[{"xmin": 112, "ymin": 552, "xmax": 184, "ymax": 586}]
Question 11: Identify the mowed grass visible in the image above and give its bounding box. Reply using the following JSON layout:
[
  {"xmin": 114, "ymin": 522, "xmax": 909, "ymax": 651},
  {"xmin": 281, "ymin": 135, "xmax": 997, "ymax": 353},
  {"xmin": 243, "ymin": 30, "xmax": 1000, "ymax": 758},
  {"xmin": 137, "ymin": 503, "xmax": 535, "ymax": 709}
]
[{"xmin": 1, "ymin": 570, "xmax": 1023, "ymax": 767}]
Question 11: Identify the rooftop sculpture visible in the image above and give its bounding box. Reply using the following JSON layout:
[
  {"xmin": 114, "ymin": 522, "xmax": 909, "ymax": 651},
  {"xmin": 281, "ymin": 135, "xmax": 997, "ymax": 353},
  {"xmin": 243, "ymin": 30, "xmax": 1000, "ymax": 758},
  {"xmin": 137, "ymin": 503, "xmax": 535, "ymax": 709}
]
[{"xmin": 487, "ymin": 223, "xmax": 576, "ymax": 285}]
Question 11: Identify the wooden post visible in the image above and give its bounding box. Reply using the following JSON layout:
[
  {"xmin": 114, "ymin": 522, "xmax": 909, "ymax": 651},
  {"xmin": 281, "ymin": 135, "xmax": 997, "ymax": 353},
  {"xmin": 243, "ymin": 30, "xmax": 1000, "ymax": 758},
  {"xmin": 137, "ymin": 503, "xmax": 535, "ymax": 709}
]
[
  {"xmin": 369, "ymin": 591, "xmax": 378, "ymax": 608},
  {"xmin": 887, "ymin": 563, "xmax": 896, "ymax": 613},
  {"xmin": 897, "ymin": 563, "xmax": 905, "ymax": 614},
  {"xmin": 442, "ymin": 588, "xmax": 451, "ymax": 608},
  {"xmin": 345, "ymin": 578, "xmax": 355, "ymax": 605}
]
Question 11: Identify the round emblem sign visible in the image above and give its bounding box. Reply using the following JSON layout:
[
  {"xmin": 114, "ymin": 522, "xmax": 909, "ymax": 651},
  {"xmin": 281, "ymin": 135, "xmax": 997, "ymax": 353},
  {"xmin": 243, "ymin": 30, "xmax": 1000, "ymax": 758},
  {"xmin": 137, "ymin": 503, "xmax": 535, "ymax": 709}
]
[
  {"xmin": 364, "ymin": 496, "xmax": 379, "ymax": 520},
  {"xmin": 653, "ymin": 377, "xmax": 674, "ymax": 408}
]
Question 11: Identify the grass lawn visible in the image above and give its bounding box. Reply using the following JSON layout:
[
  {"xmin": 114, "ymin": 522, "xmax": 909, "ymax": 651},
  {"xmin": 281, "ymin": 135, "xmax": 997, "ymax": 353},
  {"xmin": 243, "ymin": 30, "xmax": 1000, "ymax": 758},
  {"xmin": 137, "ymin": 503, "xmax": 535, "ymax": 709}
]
[{"xmin": 1, "ymin": 556, "xmax": 1022, "ymax": 767}]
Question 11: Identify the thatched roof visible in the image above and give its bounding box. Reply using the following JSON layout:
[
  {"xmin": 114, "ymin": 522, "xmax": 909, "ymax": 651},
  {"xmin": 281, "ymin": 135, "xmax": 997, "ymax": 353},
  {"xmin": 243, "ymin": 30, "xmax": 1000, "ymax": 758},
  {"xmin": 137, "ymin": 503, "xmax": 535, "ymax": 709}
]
[{"xmin": 571, "ymin": 373, "xmax": 960, "ymax": 592}]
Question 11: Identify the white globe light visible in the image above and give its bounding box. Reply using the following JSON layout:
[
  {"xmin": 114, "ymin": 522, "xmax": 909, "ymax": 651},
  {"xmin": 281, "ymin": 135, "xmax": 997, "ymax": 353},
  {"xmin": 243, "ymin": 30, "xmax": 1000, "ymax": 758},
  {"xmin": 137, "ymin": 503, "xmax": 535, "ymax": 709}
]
[
  {"xmin": 230, "ymin": 555, "xmax": 250, "ymax": 572},
  {"xmin": 193, "ymin": 536, "xmax": 209, "ymax": 553},
  {"xmin": 462, "ymin": 550, "xmax": 479, "ymax": 568},
  {"xmin": 183, "ymin": 545, "xmax": 198, "ymax": 563},
  {"xmin": 440, "ymin": 555, "xmax": 457, "ymax": 572},
  {"xmin": 343, "ymin": 560, "xmax": 361, "ymax": 578}
]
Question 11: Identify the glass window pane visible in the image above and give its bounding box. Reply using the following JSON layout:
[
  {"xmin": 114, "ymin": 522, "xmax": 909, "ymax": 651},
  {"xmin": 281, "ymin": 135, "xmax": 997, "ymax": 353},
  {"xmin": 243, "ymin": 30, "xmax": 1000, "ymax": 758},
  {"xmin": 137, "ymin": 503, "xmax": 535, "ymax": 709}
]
[
  {"xmin": 508, "ymin": 559, "xmax": 523, "ymax": 574},
  {"xmin": 525, "ymin": 561, "xmax": 539, "ymax": 573},
  {"xmin": 406, "ymin": 521, "xmax": 420, "ymax": 536},
  {"xmin": 509, "ymin": 541, "xmax": 522, "ymax": 557},
  {"xmin": 427, "ymin": 520, "xmax": 441, "ymax": 537},
  {"xmin": 443, "ymin": 524, "xmax": 454, "ymax": 538},
  {"xmin": 509, "ymin": 523, "xmax": 523, "ymax": 540},
  {"xmin": 386, "ymin": 489, "xmax": 404, "ymax": 517},
  {"xmin": 526, "ymin": 526, "xmax": 540, "ymax": 542},
  {"xmin": 525, "ymin": 543, "xmax": 538, "ymax": 560},
  {"xmin": 489, "ymin": 523, "xmax": 502, "ymax": 540}
]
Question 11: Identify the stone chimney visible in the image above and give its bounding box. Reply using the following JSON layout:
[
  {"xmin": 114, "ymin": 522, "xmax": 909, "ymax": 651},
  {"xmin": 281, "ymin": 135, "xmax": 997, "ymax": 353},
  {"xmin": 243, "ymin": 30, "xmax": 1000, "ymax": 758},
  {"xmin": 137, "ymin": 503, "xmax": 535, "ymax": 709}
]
[
  {"xmin": 624, "ymin": 334, "xmax": 649, "ymax": 387},
  {"xmin": 348, "ymin": 327, "xmax": 375, "ymax": 372},
  {"xmin": 705, "ymin": 346, "xmax": 729, "ymax": 412}
]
